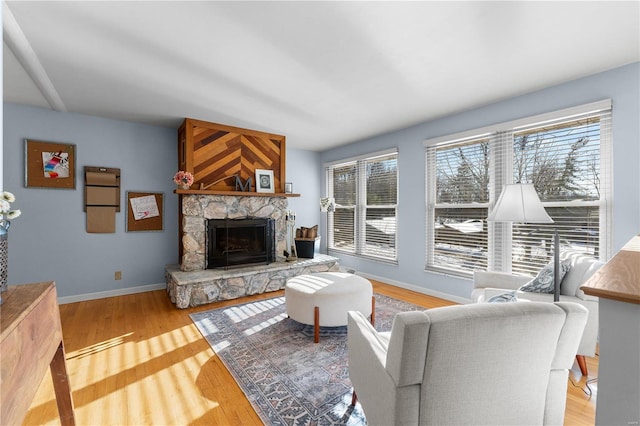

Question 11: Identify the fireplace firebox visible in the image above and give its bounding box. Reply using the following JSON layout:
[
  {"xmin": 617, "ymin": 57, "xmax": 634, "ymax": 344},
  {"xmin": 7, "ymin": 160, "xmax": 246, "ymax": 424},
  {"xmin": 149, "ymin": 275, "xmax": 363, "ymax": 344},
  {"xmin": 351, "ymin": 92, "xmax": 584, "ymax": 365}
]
[{"xmin": 207, "ymin": 218, "xmax": 276, "ymax": 268}]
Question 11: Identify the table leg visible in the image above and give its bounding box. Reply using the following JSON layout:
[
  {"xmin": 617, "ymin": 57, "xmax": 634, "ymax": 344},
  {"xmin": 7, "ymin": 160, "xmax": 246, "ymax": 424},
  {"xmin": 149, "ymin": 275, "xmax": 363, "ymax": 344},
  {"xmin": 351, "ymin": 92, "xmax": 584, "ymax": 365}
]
[
  {"xmin": 314, "ymin": 306, "xmax": 320, "ymax": 343},
  {"xmin": 370, "ymin": 296, "xmax": 375, "ymax": 326},
  {"xmin": 49, "ymin": 343, "xmax": 76, "ymax": 426}
]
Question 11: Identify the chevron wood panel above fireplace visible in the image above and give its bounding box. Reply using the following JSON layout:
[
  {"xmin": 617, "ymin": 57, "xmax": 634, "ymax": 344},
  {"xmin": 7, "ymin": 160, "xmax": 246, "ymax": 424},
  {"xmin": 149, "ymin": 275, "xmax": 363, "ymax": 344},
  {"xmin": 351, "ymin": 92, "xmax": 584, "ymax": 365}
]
[{"xmin": 178, "ymin": 118, "xmax": 286, "ymax": 193}]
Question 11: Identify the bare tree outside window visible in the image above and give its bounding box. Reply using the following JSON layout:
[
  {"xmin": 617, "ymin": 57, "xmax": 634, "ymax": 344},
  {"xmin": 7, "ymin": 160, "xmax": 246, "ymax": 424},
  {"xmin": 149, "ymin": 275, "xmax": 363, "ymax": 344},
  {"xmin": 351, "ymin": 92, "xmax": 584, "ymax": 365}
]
[
  {"xmin": 327, "ymin": 151, "xmax": 398, "ymax": 261},
  {"xmin": 428, "ymin": 113, "xmax": 606, "ymax": 277}
]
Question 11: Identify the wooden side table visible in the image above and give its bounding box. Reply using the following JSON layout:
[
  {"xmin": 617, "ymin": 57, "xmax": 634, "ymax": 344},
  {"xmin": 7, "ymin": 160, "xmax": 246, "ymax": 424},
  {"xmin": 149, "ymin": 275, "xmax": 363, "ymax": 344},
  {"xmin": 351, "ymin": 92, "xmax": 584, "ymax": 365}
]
[{"xmin": 1, "ymin": 281, "xmax": 75, "ymax": 426}]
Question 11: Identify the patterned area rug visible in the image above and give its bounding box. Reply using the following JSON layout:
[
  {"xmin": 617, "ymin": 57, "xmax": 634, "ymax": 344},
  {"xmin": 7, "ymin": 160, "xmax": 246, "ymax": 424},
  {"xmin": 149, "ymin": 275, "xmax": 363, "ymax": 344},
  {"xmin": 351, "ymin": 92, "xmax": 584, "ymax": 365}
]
[{"xmin": 190, "ymin": 293, "xmax": 422, "ymax": 425}]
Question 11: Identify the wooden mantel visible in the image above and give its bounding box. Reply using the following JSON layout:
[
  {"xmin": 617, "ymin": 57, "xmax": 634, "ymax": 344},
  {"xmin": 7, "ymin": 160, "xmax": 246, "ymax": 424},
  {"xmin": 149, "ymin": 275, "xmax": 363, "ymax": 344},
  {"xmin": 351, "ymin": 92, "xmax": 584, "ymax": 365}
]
[
  {"xmin": 174, "ymin": 189, "xmax": 300, "ymax": 198},
  {"xmin": 178, "ymin": 118, "xmax": 289, "ymax": 193}
]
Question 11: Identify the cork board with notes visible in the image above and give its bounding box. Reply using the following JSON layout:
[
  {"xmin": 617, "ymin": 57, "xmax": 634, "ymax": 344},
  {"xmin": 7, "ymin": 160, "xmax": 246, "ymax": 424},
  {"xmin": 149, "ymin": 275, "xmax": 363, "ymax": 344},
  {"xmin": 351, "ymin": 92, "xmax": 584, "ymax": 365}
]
[{"xmin": 126, "ymin": 191, "xmax": 164, "ymax": 232}]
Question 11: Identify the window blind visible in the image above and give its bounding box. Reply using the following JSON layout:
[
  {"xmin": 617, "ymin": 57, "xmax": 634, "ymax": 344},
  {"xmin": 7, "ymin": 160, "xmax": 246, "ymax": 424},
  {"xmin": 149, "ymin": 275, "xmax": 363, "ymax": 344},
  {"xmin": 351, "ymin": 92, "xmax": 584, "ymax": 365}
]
[
  {"xmin": 425, "ymin": 100, "xmax": 612, "ymax": 277},
  {"xmin": 329, "ymin": 162, "xmax": 356, "ymax": 253},
  {"xmin": 327, "ymin": 150, "xmax": 398, "ymax": 262},
  {"xmin": 426, "ymin": 136, "xmax": 490, "ymax": 275},
  {"xmin": 500, "ymin": 109, "xmax": 612, "ymax": 276}
]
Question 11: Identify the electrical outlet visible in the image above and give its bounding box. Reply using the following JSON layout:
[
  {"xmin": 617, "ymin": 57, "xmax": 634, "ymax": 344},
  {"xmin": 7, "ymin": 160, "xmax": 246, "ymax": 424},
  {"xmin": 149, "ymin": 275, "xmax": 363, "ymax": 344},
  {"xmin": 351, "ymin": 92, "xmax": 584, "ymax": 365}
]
[{"xmin": 115, "ymin": 271, "xmax": 122, "ymax": 280}]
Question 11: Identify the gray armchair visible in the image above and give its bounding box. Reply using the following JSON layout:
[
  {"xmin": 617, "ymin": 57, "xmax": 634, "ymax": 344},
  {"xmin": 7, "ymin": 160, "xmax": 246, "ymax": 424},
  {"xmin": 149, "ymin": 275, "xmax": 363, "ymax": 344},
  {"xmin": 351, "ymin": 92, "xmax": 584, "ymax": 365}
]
[{"xmin": 348, "ymin": 301, "xmax": 588, "ymax": 425}]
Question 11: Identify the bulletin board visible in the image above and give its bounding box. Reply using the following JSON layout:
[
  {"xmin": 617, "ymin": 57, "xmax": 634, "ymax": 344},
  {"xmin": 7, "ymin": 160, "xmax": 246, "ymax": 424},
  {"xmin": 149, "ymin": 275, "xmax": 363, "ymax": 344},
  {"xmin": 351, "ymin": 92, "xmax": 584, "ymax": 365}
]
[
  {"xmin": 25, "ymin": 139, "xmax": 76, "ymax": 189},
  {"xmin": 126, "ymin": 191, "xmax": 164, "ymax": 232}
]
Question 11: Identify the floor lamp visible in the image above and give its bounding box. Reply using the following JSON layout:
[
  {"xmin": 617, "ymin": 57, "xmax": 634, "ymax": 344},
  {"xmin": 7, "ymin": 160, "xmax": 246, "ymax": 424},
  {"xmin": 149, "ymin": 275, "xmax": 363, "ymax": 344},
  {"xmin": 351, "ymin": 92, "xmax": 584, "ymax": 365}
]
[
  {"xmin": 319, "ymin": 197, "xmax": 335, "ymax": 255},
  {"xmin": 488, "ymin": 183, "xmax": 561, "ymax": 302}
]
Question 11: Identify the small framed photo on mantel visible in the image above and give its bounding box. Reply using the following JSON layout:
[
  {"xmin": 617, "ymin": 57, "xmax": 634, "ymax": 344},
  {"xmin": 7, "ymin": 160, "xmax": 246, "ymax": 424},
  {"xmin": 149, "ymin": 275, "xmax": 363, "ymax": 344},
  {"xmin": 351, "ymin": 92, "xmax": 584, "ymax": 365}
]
[
  {"xmin": 285, "ymin": 182, "xmax": 293, "ymax": 194},
  {"xmin": 255, "ymin": 169, "xmax": 274, "ymax": 193}
]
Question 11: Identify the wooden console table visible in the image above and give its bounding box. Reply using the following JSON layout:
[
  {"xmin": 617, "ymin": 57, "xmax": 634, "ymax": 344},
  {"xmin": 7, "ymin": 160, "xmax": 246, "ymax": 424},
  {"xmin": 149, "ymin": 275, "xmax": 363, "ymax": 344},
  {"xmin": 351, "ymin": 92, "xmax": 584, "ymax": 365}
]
[{"xmin": 1, "ymin": 281, "xmax": 75, "ymax": 425}]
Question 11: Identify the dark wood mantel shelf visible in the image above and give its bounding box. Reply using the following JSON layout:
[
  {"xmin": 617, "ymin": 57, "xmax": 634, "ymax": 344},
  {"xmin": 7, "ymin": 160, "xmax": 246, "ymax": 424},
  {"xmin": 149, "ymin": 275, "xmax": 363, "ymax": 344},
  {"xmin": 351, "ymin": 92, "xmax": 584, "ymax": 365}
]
[{"xmin": 174, "ymin": 189, "xmax": 300, "ymax": 198}]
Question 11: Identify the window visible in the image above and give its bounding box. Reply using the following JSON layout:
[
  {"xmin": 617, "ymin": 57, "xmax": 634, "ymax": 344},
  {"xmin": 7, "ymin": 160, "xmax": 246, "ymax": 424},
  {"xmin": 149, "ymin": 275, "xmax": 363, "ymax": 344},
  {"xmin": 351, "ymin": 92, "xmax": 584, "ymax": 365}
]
[
  {"xmin": 425, "ymin": 100, "xmax": 612, "ymax": 277},
  {"xmin": 326, "ymin": 149, "xmax": 398, "ymax": 262},
  {"xmin": 426, "ymin": 137, "xmax": 490, "ymax": 273}
]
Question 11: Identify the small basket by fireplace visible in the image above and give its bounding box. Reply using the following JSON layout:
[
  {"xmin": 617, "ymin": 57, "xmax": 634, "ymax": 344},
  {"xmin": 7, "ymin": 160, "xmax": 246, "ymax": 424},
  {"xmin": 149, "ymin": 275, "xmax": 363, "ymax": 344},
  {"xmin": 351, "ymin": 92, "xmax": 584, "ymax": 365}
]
[
  {"xmin": 295, "ymin": 236, "xmax": 320, "ymax": 259},
  {"xmin": 294, "ymin": 225, "xmax": 320, "ymax": 259}
]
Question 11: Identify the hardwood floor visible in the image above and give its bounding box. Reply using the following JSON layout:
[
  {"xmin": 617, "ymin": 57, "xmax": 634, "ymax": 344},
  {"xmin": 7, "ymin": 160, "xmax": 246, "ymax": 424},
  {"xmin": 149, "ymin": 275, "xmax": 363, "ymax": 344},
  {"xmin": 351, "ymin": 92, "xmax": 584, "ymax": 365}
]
[{"xmin": 23, "ymin": 281, "xmax": 597, "ymax": 425}]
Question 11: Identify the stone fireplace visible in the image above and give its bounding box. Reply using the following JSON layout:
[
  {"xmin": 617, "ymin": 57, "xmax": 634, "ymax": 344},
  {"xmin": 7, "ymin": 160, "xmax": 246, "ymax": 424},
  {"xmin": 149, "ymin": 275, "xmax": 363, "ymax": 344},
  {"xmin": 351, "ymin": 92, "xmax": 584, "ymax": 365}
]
[
  {"xmin": 179, "ymin": 194, "xmax": 288, "ymax": 271},
  {"xmin": 167, "ymin": 119, "xmax": 340, "ymax": 308},
  {"xmin": 166, "ymin": 192, "xmax": 341, "ymax": 308}
]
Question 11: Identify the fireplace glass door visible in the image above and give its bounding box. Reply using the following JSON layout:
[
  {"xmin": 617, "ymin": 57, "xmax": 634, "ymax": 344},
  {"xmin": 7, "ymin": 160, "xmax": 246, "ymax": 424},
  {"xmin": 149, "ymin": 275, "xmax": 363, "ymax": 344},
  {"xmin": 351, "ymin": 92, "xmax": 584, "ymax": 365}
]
[{"xmin": 207, "ymin": 218, "xmax": 275, "ymax": 268}]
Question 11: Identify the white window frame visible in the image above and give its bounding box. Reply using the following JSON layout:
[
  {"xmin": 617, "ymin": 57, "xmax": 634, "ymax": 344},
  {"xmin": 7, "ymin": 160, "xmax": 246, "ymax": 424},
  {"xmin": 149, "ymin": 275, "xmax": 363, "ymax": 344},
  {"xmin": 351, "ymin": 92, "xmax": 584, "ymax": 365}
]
[
  {"xmin": 424, "ymin": 100, "xmax": 612, "ymax": 277},
  {"xmin": 325, "ymin": 148, "xmax": 399, "ymax": 263}
]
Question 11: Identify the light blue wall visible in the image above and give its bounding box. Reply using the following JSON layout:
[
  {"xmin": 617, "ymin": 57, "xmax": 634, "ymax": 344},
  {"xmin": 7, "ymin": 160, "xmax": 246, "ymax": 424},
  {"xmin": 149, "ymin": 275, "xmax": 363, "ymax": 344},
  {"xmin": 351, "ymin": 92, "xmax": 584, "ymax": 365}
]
[
  {"xmin": 4, "ymin": 63, "xmax": 638, "ymax": 301},
  {"xmin": 3, "ymin": 103, "xmax": 179, "ymax": 298},
  {"xmin": 320, "ymin": 62, "xmax": 640, "ymax": 300},
  {"xmin": 2, "ymin": 104, "xmax": 322, "ymax": 299},
  {"xmin": 285, "ymin": 148, "xmax": 322, "ymax": 241}
]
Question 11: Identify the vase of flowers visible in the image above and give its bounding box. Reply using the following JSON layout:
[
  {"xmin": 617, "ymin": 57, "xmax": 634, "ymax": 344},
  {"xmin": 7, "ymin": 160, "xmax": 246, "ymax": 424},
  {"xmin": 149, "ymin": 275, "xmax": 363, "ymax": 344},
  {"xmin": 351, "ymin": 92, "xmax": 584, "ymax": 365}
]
[
  {"xmin": 1, "ymin": 191, "xmax": 21, "ymax": 299},
  {"xmin": 174, "ymin": 171, "xmax": 194, "ymax": 190}
]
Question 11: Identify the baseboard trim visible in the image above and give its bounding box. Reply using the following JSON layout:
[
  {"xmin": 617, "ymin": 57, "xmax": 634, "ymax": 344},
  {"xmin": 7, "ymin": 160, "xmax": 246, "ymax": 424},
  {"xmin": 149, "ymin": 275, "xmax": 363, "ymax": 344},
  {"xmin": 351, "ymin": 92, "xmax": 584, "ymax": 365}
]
[
  {"xmin": 58, "ymin": 283, "xmax": 166, "ymax": 305},
  {"xmin": 356, "ymin": 271, "xmax": 471, "ymax": 305},
  {"xmin": 56, "ymin": 273, "xmax": 472, "ymax": 306}
]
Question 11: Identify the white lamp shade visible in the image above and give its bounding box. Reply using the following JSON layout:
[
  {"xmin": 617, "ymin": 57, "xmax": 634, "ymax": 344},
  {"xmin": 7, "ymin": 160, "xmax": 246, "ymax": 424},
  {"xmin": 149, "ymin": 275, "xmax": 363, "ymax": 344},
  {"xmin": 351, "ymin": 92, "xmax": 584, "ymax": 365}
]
[
  {"xmin": 487, "ymin": 183, "xmax": 553, "ymax": 223},
  {"xmin": 320, "ymin": 197, "xmax": 335, "ymax": 212}
]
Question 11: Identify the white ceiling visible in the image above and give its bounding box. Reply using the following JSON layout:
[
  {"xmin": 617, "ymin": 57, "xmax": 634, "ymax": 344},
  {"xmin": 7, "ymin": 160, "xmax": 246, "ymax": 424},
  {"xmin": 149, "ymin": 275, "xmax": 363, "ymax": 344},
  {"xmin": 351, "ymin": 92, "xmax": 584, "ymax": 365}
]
[{"xmin": 3, "ymin": 1, "xmax": 639, "ymax": 151}]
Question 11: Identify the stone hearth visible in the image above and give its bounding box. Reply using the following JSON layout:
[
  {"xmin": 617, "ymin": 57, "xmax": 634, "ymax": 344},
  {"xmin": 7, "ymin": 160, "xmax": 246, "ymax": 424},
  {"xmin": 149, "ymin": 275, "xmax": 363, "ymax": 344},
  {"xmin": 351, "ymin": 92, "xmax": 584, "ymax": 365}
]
[{"xmin": 166, "ymin": 254, "xmax": 340, "ymax": 308}]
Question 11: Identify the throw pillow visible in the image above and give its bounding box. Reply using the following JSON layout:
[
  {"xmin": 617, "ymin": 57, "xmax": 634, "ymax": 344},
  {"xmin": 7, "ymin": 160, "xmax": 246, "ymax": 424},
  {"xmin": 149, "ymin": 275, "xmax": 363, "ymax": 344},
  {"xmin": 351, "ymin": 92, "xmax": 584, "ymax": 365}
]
[
  {"xmin": 519, "ymin": 260, "xmax": 571, "ymax": 294},
  {"xmin": 487, "ymin": 291, "xmax": 517, "ymax": 303}
]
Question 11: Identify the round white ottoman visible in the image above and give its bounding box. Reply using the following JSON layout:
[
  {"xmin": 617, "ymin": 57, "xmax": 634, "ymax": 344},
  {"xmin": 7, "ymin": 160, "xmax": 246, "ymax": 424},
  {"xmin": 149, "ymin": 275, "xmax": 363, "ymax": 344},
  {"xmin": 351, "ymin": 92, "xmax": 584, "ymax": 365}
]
[{"xmin": 285, "ymin": 272, "xmax": 374, "ymax": 343}]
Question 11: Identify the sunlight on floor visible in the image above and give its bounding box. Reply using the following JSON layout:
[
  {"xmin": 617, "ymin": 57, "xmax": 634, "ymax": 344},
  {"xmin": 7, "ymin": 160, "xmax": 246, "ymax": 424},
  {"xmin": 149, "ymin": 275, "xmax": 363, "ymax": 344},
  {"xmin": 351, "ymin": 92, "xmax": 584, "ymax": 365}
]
[
  {"xmin": 224, "ymin": 296, "xmax": 285, "ymax": 322},
  {"xmin": 66, "ymin": 332, "xmax": 134, "ymax": 360},
  {"xmin": 244, "ymin": 312, "xmax": 288, "ymax": 336},
  {"xmin": 24, "ymin": 323, "xmax": 221, "ymax": 425}
]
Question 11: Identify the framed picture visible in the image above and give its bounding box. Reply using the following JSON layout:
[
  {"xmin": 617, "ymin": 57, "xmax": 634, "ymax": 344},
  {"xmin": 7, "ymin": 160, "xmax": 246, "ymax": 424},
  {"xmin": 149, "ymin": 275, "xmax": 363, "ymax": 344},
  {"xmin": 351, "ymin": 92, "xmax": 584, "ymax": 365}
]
[
  {"xmin": 25, "ymin": 139, "xmax": 76, "ymax": 189},
  {"xmin": 255, "ymin": 169, "xmax": 274, "ymax": 193},
  {"xmin": 285, "ymin": 182, "xmax": 293, "ymax": 194},
  {"xmin": 126, "ymin": 191, "xmax": 164, "ymax": 232}
]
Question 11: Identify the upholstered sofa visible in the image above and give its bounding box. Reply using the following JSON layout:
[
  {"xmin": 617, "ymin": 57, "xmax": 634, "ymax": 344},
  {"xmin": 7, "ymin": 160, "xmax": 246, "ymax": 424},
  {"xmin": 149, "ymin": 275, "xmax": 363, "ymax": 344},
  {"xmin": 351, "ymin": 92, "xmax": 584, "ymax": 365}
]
[
  {"xmin": 348, "ymin": 301, "xmax": 588, "ymax": 425},
  {"xmin": 471, "ymin": 250, "xmax": 603, "ymax": 375}
]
